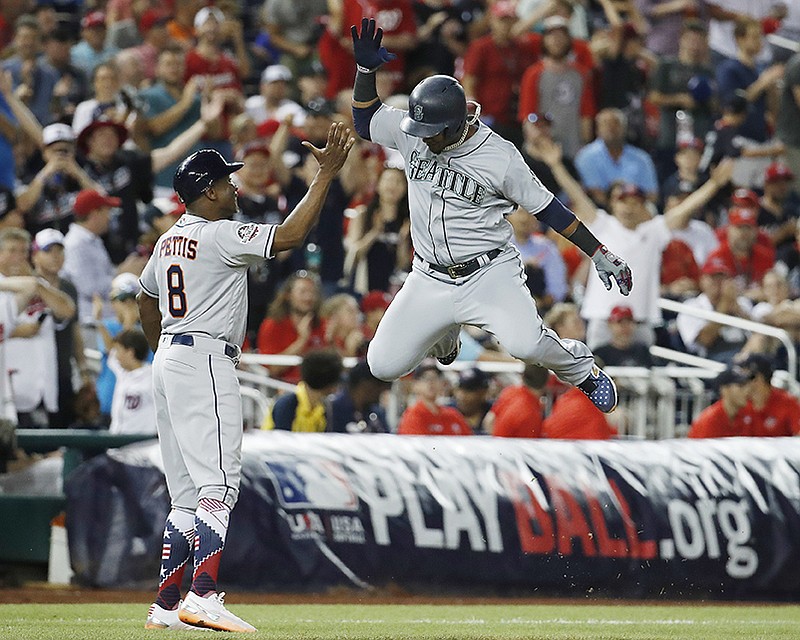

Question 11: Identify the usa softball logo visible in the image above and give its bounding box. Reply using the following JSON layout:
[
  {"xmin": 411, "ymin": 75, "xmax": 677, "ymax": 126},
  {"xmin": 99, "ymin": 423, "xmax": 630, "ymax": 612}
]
[
  {"xmin": 236, "ymin": 223, "xmax": 260, "ymax": 243},
  {"xmin": 413, "ymin": 104, "xmax": 424, "ymax": 121}
]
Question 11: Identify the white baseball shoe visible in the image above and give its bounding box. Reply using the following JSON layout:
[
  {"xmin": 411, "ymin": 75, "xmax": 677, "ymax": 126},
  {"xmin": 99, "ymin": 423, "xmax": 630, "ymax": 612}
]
[
  {"xmin": 145, "ymin": 601, "xmax": 207, "ymax": 630},
  {"xmin": 178, "ymin": 590, "xmax": 257, "ymax": 633}
]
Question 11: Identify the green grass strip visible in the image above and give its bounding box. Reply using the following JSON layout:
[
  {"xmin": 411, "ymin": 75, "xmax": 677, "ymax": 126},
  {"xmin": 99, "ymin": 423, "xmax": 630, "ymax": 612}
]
[{"xmin": 0, "ymin": 603, "xmax": 798, "ymax": 639}]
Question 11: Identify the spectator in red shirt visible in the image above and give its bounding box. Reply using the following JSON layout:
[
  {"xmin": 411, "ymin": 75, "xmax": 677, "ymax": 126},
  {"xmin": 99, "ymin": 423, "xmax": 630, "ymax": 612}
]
[
  {"xmin": 687, "ymin": 364, "xmax": 753, "ymax": 438},
  {"xmin": 461, "ymin": 1, "xmax": 536, "ymax": 147},
  {"xmin": 184, "ymin": 6, "xmax": 245, "ymax": 159},
  {"xmin": 707, "ymin": 206, "xmax": 776, "ymax": 301},
  {"xmin": 738, "ymin": 353, "xmax": 800, "ymax": 437},
  {"xmin": 397, "ymin": 360, "xmax": 473, "ymax": 436},
  {"xmin": 256, "ymin": 272, "xmax": 327, "ymax": 383},
  {"xmin": 486, "ymin": 363, "xmax": 549, "ymax": 438},
  {"xmin": 518, "ymin": 16, "xmax": 595, "ymax": 159}
]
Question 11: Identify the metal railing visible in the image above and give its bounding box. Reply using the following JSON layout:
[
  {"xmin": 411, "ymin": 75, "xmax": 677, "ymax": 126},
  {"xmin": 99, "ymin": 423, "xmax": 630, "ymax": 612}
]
[{"xmin": 658, "ymin": 297, "xmax": 797, "ymax": 383}]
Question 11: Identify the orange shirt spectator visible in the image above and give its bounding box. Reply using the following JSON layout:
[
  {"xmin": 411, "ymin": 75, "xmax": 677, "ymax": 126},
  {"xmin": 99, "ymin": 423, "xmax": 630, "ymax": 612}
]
[
  {"xmin": 738, "ymin": 353, "xmax": 800, "ymax": 437},
  {"xmin": 708, "ymin": 207, "xmax": 775, "ymax": 291},
  {"xmin": 462, "ymin": 2, "xmax": 537, "ymax": 130},
  {"xmin": 542, "ymin": 388, "xmax": 616, "ymax": 439},
  {"xmin": 397, "ymin": 360, "xmax": 473, "ymax": 436},
  {"xmin": 490, "ymin": 385, "xmax": 544, "ymax": 438},
  {"xmin": 487, "ymin": 364, "xmax": 549, "ymax": 438}
]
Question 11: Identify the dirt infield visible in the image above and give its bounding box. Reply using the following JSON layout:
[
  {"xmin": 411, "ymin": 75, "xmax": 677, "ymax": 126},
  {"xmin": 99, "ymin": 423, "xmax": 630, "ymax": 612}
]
[{"xmin": 0, "ymin": 584, "xmax": 773, "ymax": 607}]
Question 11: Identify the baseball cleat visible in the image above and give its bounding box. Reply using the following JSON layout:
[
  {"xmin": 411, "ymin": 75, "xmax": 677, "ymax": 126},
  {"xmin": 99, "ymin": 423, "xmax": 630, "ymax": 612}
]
[
  {"xmin": 145, "ymin": 601, "xmax": 207, "ymax": 630},
  {"xmin": 577, "ymin": 365, "xmax": 618, "ymax": 413},
  {"xmin": 178, "ymin": 590, "xmax": 256, "ymax": 633},
  {"xmin": 436, "ymin": 338, "xmax": 461, "ymax": 366}
]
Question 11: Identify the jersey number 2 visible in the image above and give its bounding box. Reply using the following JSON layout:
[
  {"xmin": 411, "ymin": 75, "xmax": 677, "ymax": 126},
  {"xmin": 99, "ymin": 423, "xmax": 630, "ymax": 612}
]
[{"xmin": 167, "ymin": 264, "xmax": 187, "ymax": 317}]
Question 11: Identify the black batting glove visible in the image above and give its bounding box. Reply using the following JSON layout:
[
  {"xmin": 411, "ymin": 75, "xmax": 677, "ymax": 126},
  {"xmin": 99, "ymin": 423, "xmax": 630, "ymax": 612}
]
[
  {"xmin": 351, "ymin": 17, "xmax": 397, "ymax": 74},
  {"xmin": 592, "ymin": 245, "xmax": 633, "ymax": 295}
]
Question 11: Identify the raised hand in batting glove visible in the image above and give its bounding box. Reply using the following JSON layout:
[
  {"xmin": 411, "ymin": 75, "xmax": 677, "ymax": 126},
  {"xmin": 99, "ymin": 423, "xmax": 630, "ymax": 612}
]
[
  {"xmin": 351, "ymin": 18, "xmax": 397, "ymax": 74},
  {"xmin": 592, "ymin": 245, "xmax": 633, "ymax": 295}
]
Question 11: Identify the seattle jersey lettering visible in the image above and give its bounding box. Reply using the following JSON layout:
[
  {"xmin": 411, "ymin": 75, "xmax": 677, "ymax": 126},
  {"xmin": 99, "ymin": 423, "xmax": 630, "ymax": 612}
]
[
  {"xmin": 158, "ymin": 235, "xmax": 198, "ymax": 260},
  {"xmin": 408, "ymin": 150, "xmax": 488, "ymax": 204}
]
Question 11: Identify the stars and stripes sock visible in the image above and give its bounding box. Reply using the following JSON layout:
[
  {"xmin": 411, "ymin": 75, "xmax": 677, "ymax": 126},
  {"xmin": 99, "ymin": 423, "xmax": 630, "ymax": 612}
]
[
  {"xmin": 191, "ymin": 497, "xmax": 231, "ymax": 597},
  {"xmin": 154, "ymin": 508, "xmax": 195, "ymax": 610}
]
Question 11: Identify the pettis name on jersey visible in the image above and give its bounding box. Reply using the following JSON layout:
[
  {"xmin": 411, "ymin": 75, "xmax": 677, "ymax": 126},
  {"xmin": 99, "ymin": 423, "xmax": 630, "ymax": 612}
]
[{"xmin": 158, "ymin": 235, "xmax": 198, "ymax": 260}]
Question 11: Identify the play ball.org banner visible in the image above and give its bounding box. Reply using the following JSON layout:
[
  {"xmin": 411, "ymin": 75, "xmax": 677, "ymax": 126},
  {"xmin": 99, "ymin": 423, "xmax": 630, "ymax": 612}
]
[{"xmin": 65, "ymin": 432, "xmax": 800, "ymax": 596}]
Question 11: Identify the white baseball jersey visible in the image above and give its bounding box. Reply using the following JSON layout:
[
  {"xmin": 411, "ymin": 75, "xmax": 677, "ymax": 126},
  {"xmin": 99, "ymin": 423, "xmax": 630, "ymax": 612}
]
[
  {"xmin": 369, "ymin": 105, "xmax": 553, "ymax": 265},
  {"xmin": 108, "ymin": 357, "xmax": 157, "ymax": 435},
  {"xmin": 139, "ymin": 213, "xmax": 277, "ymax": 347},
  {"xmin": 6, "ymin": 298, "xmax": 58, "ymax": 414},
  {"xmin": 0, "ymin": 292, "xmax": 17, "ymax": 423}
]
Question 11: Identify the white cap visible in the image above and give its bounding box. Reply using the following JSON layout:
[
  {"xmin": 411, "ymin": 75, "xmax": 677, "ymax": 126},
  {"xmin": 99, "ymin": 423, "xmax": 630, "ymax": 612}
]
[
  {"xmin": 261, "ymin": 64, "xmax": 292, "ymax": 84},
  {"xmin": 110, "ymin": 272, "xmax": 141, "ymax": 300},
  {"xmin": 33, "ymin": 228, "xmax": 65, "ymax": 252},
  {"xmin": 42, "ymin": 123, "xmax": 76, "ymax": 146},
  {"xmin": 193, "ymin": 6, "xmax": 225, "ymax": 29},
  {"xmin": 542, "ymin": 15, "xmax": 570, "ymax": 31}
]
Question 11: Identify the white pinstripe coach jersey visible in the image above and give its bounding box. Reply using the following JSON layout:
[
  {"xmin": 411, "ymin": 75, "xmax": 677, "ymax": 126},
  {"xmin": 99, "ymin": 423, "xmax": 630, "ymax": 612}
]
[
  {"xmin": 369, "ymin": 105, "xmax": 554, "ymax": 265},
  {"xmin": 139, "ymin": 213, "xmax": 276, "ymax": 347}
]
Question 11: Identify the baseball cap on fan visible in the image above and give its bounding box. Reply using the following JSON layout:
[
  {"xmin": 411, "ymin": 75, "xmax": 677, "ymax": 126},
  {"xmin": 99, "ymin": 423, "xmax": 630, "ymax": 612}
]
[
  {"xmin": 73, "ymin": 189, "xmax": 121, "ymax": 217},
  {"xmin": 608, "ymin": 305, "xmax": 634, "ymax": 323},
  {"xmin": 194, "ymin": 6, "xmax": 224, "ymax": 29},
  {"xmin": 701, "ymin": 255, "xmax": 734, "ymax": 277},
  {"xmin": 32, "ymin": 228, "xmax": 65, "ymax": 252},
  {"xmin": 261, "ymin": 64, "xmax": 292, "ymax": 84},
  {"xmin": 765, "ymin": 162, "xmax": 794, "ymax": 183},
  {"xmin": 728, "ymin": 207, "xmax": 758, "ymax": 226},
  {"xmin": 110, "ymin": 272, "xmax": 140, "ymax": 301},
  {"xmin": 42, "ymin": 123, "xmax": 76, "ymax": 147},
  {"xmin": 490, "ymin": 0, "xmax": 517, "ymax": 19}
]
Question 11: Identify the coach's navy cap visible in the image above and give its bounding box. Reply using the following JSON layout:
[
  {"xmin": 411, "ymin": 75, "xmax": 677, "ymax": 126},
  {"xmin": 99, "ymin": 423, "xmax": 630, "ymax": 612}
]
[
  {"xmin": 458, "ymin": 367, "xmax": 490, "ymax": 391},
  {"xmin": 740, "ymin": 353, "xmax": 773, "ymax": 381},
  {"xmin": 173, "ymin": 149, "xmax": 243, "ymax": 204},
  {"xmin": 716, "ymin": 365, "xmax": 752, "ymax": 388}
]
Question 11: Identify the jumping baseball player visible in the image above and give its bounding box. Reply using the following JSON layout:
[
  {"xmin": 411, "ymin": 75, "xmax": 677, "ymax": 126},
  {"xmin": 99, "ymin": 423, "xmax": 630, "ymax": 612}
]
[
  {"xmin": 137, "ymin": 123, "xmax": 354, "ymax": 631},
  {"xmin": 351, "ymin": 18, "xmax": 633, "ymax": 414}
]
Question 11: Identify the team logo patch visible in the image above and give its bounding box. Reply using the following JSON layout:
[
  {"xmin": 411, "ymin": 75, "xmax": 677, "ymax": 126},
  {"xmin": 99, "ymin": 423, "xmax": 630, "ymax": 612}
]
[
  {"xmin": 236, "ymin": 223, "xmax": 260, "ymax": 243},
  {"xmin": 413, "ymin": 104, "xmax": 424, "ymax": 121}
]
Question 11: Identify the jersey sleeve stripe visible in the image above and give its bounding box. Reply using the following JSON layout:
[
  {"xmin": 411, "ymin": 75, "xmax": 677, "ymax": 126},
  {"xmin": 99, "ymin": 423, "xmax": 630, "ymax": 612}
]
[
  {"xmin": 263, "ymin": 224, "xmax": 277, "ymax": 259},
  {"xmin": 138, "ymin": 279, "xmax": 158, "ymax": 298}
]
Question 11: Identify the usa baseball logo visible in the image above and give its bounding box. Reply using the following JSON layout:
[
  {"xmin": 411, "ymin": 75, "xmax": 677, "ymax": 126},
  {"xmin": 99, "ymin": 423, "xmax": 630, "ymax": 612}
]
[
  {"xmin": 413, "ymin": 104, "xmax": 424, "ymax": 121},
  {"xmin": 236, "ymin": 223, "xmax": 261, "ymax": 243}
]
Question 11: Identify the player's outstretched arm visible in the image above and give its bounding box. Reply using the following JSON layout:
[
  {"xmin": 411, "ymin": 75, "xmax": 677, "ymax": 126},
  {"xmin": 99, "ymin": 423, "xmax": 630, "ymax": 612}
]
[
  {"xmin": 351, "ymin": 17, "xmax": 396, "ymax": 140},
  {"xmin": 535, "ymin": 140, "xmax": 633, "ymax": 296},
  {"xmin": 272, "ymin": 123, "xmax": 355, "ymax": 253}
]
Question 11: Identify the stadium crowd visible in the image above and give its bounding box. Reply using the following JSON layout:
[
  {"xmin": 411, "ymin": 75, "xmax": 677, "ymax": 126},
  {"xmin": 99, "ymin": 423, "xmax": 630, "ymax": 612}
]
[{"xmin": 1, "ymin": 0, "xmax": 800, "ymax": 467}]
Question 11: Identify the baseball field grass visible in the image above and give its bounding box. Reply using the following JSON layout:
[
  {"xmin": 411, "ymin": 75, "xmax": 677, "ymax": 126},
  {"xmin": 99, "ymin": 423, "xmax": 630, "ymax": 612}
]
[{"xmin": 1, "ymin": 602, "xmax": 798, "ymax": 640}]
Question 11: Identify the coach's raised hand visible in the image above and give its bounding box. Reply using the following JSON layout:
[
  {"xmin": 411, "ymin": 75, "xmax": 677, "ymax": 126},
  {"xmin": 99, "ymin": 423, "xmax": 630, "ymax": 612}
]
[
  {"xmin": 592, "ymin": 245, "xmax": 633, "ymax": 296},
  {"xmin": 351, "ymin": 17, "xmax": 397, "ymax": 74},
  {"xmin": 301, "ymin": 122, "xmax": 356, "ymax": 178}
]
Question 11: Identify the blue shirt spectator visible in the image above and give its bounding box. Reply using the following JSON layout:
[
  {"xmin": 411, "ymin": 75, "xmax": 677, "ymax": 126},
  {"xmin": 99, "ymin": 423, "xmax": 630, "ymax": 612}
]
[
  {"xmin": 716, "ymin": 58, "xmax": 767, "ymax": 143},
  {"xmin": 0, "ymin": 94, "xmax": 16, "ymax": 189},
  {"xmin": 575, "ymin": 109, "xmax": 659, "ymax": 203}
]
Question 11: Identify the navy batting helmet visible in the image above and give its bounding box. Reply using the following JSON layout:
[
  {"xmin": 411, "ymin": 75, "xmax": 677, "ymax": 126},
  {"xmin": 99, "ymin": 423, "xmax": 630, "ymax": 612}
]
[
  {"xmin": 400, "ymin": 75, "xmax": 467, "ymax": 140},
  {"xmin": 173, "ymin": 149, "xmax": 244, "ymax": 205}
]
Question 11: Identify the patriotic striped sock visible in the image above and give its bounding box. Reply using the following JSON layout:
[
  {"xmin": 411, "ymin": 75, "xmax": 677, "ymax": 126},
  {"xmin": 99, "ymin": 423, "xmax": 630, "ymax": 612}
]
[
  {"xmin": 154, "ymin": 508, "xmax": 195, "ymax": 610},
  {"xmin": 191, "ymin": 497, "xmax": 230, "ymax": 597}
]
